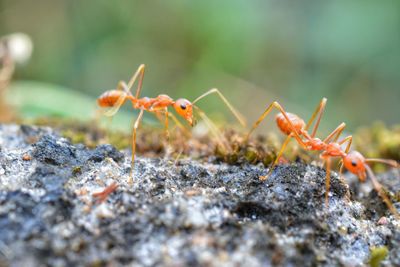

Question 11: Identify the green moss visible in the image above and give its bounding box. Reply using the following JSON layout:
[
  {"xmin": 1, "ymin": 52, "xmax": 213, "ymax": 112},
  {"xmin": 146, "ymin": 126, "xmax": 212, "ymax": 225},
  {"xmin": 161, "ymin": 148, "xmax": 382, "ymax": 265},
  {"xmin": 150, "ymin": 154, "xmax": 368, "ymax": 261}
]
[
  {"xmin": 21, "ymin": 116, "xmax": 400, "ymax": 172},
  {"xmin": 244, "ymin": 147, "xmax": 258, "ymax": 163},
  {"xmin": 213, "ymin": 132, "xmax": 280, "ymax": 166},
  {"xmin": 72, "ymin": 166, "xmax": 82, "ymax": 176},
  {"xmin": 26, "ymin": 117, "xmax": 131, "ymax": 150},
  {"xmin": 20, "ymin": 117, "xmax": 306, "ymax": 167},
  {"xmin": 369, "ymin": 246, "xmax": 388, "ymax": 267},
  {"xmin": 355, "ymin": 122, "xmax": 400, "ymax": 167}
]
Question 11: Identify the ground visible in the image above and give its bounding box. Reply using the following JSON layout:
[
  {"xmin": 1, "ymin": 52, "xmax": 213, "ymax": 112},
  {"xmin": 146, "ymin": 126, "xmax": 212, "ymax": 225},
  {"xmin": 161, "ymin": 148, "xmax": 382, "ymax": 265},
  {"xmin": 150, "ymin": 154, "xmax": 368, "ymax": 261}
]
[{"xmin": 0, "ymin": 124, "xmax": 399, "ymax": 267}]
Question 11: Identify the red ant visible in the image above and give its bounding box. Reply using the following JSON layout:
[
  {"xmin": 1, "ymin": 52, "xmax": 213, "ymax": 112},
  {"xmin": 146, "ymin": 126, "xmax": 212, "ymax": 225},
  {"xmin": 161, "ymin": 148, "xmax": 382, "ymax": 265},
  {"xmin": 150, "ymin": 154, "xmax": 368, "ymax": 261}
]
[
  {"xmin": 97, "ymin": 64, "xmax": 246, "ymax": 183},
  {"xmin": 245, "ymin": 98, "xmax": 400, "ymax": 219}
]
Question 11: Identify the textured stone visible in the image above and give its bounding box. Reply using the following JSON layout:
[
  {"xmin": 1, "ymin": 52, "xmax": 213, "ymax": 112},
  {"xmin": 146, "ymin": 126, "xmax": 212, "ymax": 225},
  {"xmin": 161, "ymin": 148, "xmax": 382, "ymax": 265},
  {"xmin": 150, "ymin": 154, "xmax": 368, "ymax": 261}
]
[{"xmin": 0, "ymin": 124, "xmax": 398, "ymax": 266}]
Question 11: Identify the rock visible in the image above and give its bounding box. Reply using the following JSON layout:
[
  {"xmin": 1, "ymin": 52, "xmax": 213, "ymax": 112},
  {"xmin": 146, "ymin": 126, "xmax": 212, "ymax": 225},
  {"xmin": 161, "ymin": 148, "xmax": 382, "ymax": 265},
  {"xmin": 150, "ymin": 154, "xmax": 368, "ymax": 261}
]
[{"xmin": 0, "ymin": 124, "xmax": 398, "ymax": 266}]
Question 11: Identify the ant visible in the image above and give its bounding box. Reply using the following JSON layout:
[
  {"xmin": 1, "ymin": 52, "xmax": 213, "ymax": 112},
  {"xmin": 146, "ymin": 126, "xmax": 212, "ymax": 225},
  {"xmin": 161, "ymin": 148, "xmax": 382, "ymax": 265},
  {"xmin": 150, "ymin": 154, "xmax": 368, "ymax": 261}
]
[
  {"xmin": 245, "ymin": 98, "xmax": 400, "ymax": 219},
  {"xmin": 97, "ymin": 64, "xmax": 246, "ymax": 183}
]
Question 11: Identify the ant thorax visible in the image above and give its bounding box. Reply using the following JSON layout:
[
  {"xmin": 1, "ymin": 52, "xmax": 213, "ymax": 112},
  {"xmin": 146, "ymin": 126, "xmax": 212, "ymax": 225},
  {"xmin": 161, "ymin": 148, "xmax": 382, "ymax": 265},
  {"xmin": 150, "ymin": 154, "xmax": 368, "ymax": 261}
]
[
  {"xmin": 305, "ymin": 138, "xmax": 326, "ymax": 151},
  {"xmin": 323, "ymin": 143, "xmax": 345, "ymax": 157}
]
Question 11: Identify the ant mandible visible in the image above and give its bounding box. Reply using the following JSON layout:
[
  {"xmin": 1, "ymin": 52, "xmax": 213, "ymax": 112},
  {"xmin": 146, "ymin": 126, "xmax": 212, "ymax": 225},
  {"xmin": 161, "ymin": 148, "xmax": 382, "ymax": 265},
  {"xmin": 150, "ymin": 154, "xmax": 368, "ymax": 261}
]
[
  {"xmin": 245, "ymin": 98, "xmax": 400, "ymax": 219},
  {"xmin": 97, "ymin": 64, "xmax": 246, "ymax": 183}
]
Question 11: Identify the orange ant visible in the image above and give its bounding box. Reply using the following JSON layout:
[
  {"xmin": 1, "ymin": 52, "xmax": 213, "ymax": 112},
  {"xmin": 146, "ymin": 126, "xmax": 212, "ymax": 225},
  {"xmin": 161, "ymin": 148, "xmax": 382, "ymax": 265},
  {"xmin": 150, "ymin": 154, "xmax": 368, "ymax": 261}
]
[
  {"xmin": 97, "ymin": 64, "xmax": 246, "ymax": 183},
  {"xmin": 245, "ymin": 98, "xmax": 400, "ymax": 219}
]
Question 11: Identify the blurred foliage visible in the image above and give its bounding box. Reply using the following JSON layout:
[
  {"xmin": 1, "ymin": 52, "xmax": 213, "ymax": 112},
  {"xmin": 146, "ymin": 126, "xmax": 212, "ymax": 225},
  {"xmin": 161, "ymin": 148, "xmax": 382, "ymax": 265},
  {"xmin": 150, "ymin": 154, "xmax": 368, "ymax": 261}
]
[
  {"xmin": 8, "ymin": 81, "xmax": 99, "ymax": 119},
  {"xmin": 0, "ymin": 0, "xmax": 399, "ymax": 136},
  {"xmin": 6, "ymin": 81, "xmax": 140, "ymax": 131},
  {"xmin": 355, "ymin": 122, "xmax": 400, "ymax": 165}
]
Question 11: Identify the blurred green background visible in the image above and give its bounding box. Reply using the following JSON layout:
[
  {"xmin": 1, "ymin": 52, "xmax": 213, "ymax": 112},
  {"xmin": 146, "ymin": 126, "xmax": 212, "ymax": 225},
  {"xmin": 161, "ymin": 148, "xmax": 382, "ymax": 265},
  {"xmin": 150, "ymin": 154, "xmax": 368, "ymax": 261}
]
[{"xmin": 1, "ymin": 0, "xmax": 399, "ymax": 134}]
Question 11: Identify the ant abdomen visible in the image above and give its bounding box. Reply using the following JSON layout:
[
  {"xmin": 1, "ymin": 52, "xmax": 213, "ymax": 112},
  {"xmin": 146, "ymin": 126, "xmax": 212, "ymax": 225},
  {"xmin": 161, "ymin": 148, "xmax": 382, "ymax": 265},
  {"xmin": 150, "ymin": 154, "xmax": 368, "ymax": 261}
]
[
  {"xmin": 97, "ymin": 90, "xmax": 127, "ymax": 107},
  {"xmin": 275, "ymin": 112, "xmax": 305, "ymax": 136}
]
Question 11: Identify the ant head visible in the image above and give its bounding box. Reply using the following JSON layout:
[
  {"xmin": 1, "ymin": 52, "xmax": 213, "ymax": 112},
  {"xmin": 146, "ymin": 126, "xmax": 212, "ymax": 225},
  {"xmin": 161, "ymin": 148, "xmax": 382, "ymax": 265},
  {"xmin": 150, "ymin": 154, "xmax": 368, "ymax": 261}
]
[
  {"xmin": 343, "ymin": 151, "xmax": 367, "ymax": 182},
  {"xmin": 173, "ymin": 98, "xmax": 194, "ymax": 126}
]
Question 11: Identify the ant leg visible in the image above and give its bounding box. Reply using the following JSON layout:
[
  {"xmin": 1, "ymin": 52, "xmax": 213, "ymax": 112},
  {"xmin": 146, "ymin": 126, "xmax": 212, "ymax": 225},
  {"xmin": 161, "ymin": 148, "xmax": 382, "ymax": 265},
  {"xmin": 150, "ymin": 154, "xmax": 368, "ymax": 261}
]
[
  {"xmin": 103, "ymin": 93, "xmax": 128, "ymax": 117},
  {"xmin": 0, "ymin": 56, "xmax": 15, "ymax": 91},
  {"xmin": 260, "ymin": 134, "xmax": 292, "ymax": 181},
  {"xmin": 128, "ymin": 109, "xmax": 145, "ymax": 184},
  {"xmin": 101, "ymin": 81, "xmax": 132, "ymax": 118},
  {"xmin": 153, "ymin": 111, "xmax": 170, "ymax": 139},
  {"xmin": 192, "ymin": 88, "xmax": 247, "ymax": 127},
  {"xmin": 246, "ymin": 101, "xmax": 307, "ymax": 148},
  {"xmin": 324, "ymin": 157, "xmax": 332, "ymax": 207},
  {"xmin": 168, "ymin": 112, "xmax": 190, "ymax": 136},
  {"xmin": 173, "ymin": 149, "xmax": 184, "ymax": 166},
  {"xmin": 365, "ymin": 165, "xmax": 400, "ymax": 219},
  {"xmin": 153, "ymin": 111, "xmax": 164, "ymax": 122},
  {"xmin": 337, "ymin": 135, "xmax": 353, "ymax": 183},
  {"xmin": 164, "ymin": 108, "xmax": 170, "ymax": 142},
  {"xmin": 94, "ymin": 106, "xmax": 105, "ymax": 123},
  {"xmin": 163, "ymin": 108, "xmax": 177, "ymax": 160},
  {"xmin": 305, "ymin": 98, "xmax": 328, "ymax": 138},
  {"xmin": 336, "ymin": 160, "xmax": 352, "ymax": 200},
  {"xmin": 338, "ymin": 135, "xmax": 352, "ymax": 152},
  {"xmin": 126, "ymin": 64, "xmax": 146, "ymax": 99},
  {"xmin": 336, "ymin": 136, "xmax": 353, "ymax": 199},
  {"xmin": 116, "ymin": 80, "xmax": 128, "ymax": 91},
  {"xmin": 153, "ymin": 111, "xmax": 190, "ymax": 137},
  {"xmin": 323, "ymin": 123, "xmax": 347, "ymax": 143},
  {"xmin": 195, "ymin": 106, "xmax": 230, "ymax": 152},
  {"xmin": 338, "ymin": 160, "xmax": 345, "ymax": 179}
]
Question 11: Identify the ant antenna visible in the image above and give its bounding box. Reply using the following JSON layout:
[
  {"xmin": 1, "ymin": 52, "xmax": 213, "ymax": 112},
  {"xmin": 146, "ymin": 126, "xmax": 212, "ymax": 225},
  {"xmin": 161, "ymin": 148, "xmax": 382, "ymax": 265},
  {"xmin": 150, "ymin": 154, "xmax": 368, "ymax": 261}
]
[
  {"xmin": 194, "ymin": 106, "xmax": 231, "ymax": 152},
  {"xmin": 365, "ymin": 158, "xmax": 399, "ymax": 168},
  {"xmin": 192, "ymin": 88, "xmax": 247, "ymax": 127},
  {"xmin": 365, "ymin": 164, "xmax": 400, "ymax": 220}
]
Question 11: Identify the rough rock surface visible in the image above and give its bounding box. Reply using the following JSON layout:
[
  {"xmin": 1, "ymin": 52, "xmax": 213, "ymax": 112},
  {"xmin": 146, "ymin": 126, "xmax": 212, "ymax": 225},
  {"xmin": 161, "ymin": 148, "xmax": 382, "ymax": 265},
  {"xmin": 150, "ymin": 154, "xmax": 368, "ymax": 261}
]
[{"xmin": 0, "ymin": 124, "xmax": 399, "ymax": 267}]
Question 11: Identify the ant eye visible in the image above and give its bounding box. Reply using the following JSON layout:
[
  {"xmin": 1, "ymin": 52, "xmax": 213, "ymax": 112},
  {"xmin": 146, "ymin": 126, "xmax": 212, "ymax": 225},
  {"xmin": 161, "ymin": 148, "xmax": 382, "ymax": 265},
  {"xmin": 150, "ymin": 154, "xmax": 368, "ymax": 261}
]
[
  {"xmin": 180, "ymin": 103, "xmax": 187, "ymax": 110},
  {"xmin": 351, "ymin": 160, "xmax": 357, "ymax": 167}
]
